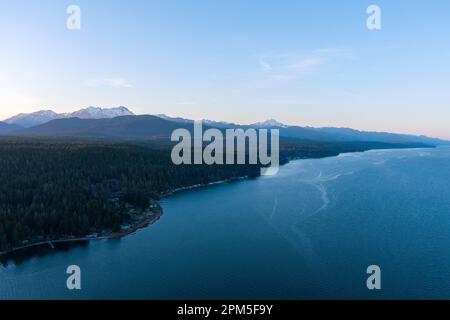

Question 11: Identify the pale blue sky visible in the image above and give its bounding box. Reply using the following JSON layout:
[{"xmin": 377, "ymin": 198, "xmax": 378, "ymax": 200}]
[{"xmin": 0, "ymin": 0, "xmax": 449, "ymax": 138}]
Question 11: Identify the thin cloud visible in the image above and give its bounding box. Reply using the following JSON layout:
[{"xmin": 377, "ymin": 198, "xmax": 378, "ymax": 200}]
[
  {"xmin": 259, "ymin": 59, "xmax": 273, "ymax": 72},
  {"xmin": 258, "ymin": 48, "xmax": 354, "ymax": 81},
  {"xmin": 84, "ymin": 78, "xmax": 133, "ymax": 88},
  {"xmin": 286, "ymin": 57, "xmax": 324, "ymax": 74}
]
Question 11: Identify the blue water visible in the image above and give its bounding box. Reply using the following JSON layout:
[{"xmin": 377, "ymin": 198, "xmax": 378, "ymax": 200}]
[{"xmin": 1, "ymin": 147, "xmax": 450, "ymax": 299}]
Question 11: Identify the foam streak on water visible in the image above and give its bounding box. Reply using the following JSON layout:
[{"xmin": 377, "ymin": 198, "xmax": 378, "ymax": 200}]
[{"xmin": 1, "ymin": 147, "xmax": 450, "ymax": 299}]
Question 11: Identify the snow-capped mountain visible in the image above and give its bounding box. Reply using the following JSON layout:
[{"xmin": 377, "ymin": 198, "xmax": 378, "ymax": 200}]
[
  {"xmin": 4, "ymin": 111, "xmax": 448, "ymax": 145},
  {"xmin": 155, "ymin": 114, "xmax": 193, "ymax": 124},
  {"xmin": 201, "ymin": 119, "xmax": 238, "ymax": 128},
  {"xmin": 251, "ymin": 119, "xmax": 288, "ymax": 128},
  {"xmin": 4, "ymin": 106, "xmax": 135, "ymax": 128},
  {"xmin": 4, "ymin": 110, "xmax": 60, "ymax": 128},
  {"xmin": 156, "ymin": 114, "xmax": 238, "ymax": 128},
  {"xmin": 70, "ymin": 106, "xmax": 133, "ymax": 119}
]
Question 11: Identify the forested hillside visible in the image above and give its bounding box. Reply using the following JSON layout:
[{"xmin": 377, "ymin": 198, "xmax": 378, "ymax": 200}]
[
  {"xmin": 0, "ymin": 140, "xmax": 260, "ymax": 251},
  {"xmin": 0, "ymin": 137, "xmax": 432, "ymax": 252}
]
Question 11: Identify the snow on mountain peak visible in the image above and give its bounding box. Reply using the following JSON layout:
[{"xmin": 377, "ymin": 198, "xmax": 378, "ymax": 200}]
[
  {"xmin": 251, "ymin": 119, "xmax": 287, "ymax": 128},
  {"xmin": 69, "ymin": 106, "xmax": 134, "ymax": 119},
  {"xmin": 4, "ymin": 107, "xmax": 135, "ymax": 128}
]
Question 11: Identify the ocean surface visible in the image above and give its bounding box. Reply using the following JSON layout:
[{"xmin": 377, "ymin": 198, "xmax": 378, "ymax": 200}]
[{"xmin": 1, "ymin": 147, "xmax": 450, "ymax": 299}]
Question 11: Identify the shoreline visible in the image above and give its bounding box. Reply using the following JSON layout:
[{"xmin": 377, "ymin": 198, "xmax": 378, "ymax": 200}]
[
  {"xmin": 0, "ymin": 145, "xmax": 434, "ymax": 258},
  {"xmin": 161, "ymin": 176, "xmax": 248, "ymax": 198},
  {"xmin": 0, "ymin": 178, "xmax": 244, "ymax": 258},
  {"xmin": 0, "ymin": 237, "xmax": 108, "ymax": 257},
  {"xmin": 0, "ymin": 212, "xmax": 163, "ymax": 258},
  {"xmin": 94, "ymin": 177, "xmax": 251, "ymax": 243}
]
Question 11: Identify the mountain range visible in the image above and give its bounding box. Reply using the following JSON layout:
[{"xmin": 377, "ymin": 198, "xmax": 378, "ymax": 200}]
[
  {"xmin": 0, "ymin": 122, "xmax": 21, "ymax": 135},
  {"xmin": 4, "ymin": 106, "xmax": 134, "ymax": 128},
  {"xmin": 1, "ymin": 107, "xmax": 448, "ymax": 146},
  {"xmin": 154, "ymin": 114, "xmax": 448, "ymax": 145}
]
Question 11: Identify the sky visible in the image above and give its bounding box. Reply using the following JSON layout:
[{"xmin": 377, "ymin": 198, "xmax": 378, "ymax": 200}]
[{"xmin": 0, "ymin": 0, "xmax": 449, "ymax": 139}]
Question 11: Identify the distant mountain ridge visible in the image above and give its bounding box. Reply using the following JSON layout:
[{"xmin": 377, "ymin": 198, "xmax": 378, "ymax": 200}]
[
  {"xmin": 4, "ymin": 106, "xmax": 134, "ymax": 128},
  {"xmin": 156, "ymin": 114, "xmax": 238, "ymax": 128},
  {"xmin": 0, "ymin": 121, "xmax": 21, "ymax": 134},
  {"xmin": 251, "ymin": 119, "xmax": 288, "ymax": 128},
  {"xmin": 155, "ymin": 114, "xmax": 448, "ymax": 145},
  {"xmin": 2, "ymin": 108, "xmax": 448, "ymax": 146},
  {"xmin": 14, "ymin": 115, "xmax": 192, "ymax": 140}
]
